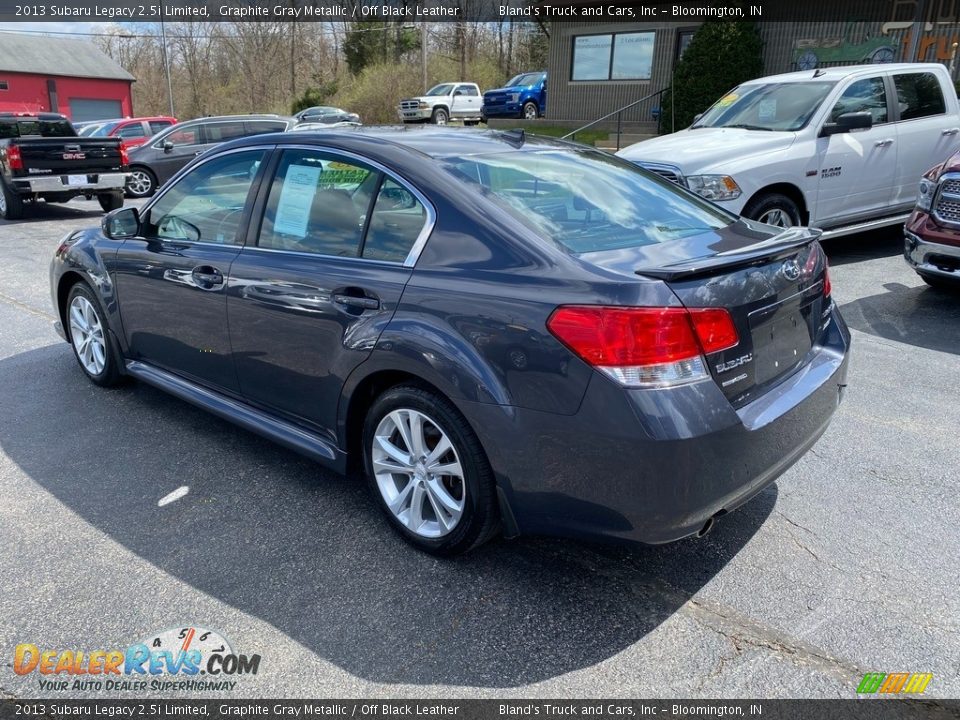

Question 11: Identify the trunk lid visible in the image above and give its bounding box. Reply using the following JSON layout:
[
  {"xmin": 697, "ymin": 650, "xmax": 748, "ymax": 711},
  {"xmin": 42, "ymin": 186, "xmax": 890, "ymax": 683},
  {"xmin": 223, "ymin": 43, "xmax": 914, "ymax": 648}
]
[
  {"xmin": 580, "ymin": 221, "xmax": 831, "ymax": 407},
  {"xmin": 11, "ymin": 137, "xmax": 125, "ymax": 177}
]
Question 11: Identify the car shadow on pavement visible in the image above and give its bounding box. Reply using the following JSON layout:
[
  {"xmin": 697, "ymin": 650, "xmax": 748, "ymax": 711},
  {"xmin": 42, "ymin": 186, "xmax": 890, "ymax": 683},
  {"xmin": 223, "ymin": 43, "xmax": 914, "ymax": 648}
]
[
  {"xmin": 820, "ymin": 227, "xmax": 904, "ymax": 266},
  {"xmin": 0, "ymin": 344, "xmax": 775, "ymax": 688},
  {"xmin": 839, "ymin": 281, "xmax": 960, "ymax": 356},
  {"xmin": 0, "ymin": 200, "xmax": 112, "ymax": 226}
]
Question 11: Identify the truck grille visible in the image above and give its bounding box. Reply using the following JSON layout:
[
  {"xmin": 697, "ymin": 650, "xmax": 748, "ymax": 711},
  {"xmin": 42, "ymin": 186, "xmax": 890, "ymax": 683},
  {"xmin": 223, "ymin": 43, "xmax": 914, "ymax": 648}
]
[
  {"xmin": 639, "ymin": 162, "xmax": 684, "ymax": 185},
  {"xmin": 934, "ymin": 177, "xmax": 960, "ymax": 227},
  {"xmin": 400, "ymin": 100, "xmax": 420, "ymax": 111}
]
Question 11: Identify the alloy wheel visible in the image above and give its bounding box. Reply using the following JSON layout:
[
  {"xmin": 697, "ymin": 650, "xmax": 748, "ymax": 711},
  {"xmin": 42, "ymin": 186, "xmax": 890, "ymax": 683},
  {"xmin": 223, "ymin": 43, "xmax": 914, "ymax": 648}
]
[
  {"xmin": 69, "ymin": 295, "xmax": 107, "ymax": 375},
  {"xmin": 524, "ymin": 104, "xmax": 538, "ymax": 120},
  {"xmin": 758, "ymin": 208, "xmax": 793, "ymax": 228},
  {"xmin": 371, "ymin": 408, "xmax": 465, "ymax": 538},
  {"xmin": 0, "ymin": 188, "xmax": 6, "ymax": 215},
  {"xmin": 127, "ymin": 170, "xmax": 153, "ymax": 196}
]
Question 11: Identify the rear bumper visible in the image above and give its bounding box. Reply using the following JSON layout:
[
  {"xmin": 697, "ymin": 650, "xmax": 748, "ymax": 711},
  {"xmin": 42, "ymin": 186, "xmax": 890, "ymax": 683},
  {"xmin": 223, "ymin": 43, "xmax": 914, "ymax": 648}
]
[
  {"xmin": 463, "ymin": 305, "xmax": 851, "ymax": 545},
  {"xmin": 13, "ymin": 172, "xmax": 127, "ymax": 194},
  {"xmin": 904, "ymin": 229, "xmax": 960, "ymax": 280}
]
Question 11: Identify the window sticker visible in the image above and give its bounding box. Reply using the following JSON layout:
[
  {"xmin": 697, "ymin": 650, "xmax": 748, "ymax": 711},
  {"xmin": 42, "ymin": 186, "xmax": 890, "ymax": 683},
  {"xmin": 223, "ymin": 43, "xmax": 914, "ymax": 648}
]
[
  {"xmin": 273, "ymin": 164, "xmax": 322, "ymax": 238},
  {"xmin": 717, "ymin": 93, "xmax": 739, "ymax": 107},
  {"xmin": 758, "ymin": 99, "xmax": 777, "ymax": 122}
]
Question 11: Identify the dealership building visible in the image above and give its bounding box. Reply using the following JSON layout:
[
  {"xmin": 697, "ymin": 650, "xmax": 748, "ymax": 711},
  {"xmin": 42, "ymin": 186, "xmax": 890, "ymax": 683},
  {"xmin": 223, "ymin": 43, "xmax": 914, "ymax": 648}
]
[
  {"xmin": 0, "ymin": 33, "xmax": 134, "ymax": 121},
  {"xmin": 546, "ymin": 4, "xmax": 960, "ymax": 128}
]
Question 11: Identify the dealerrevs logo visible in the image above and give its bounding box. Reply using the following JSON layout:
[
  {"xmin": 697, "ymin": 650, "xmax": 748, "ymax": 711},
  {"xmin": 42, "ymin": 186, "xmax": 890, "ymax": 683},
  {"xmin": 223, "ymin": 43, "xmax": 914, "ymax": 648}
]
[{"xmin": 13, "ymin": 626, "xmax": 260, "ymax": 693}]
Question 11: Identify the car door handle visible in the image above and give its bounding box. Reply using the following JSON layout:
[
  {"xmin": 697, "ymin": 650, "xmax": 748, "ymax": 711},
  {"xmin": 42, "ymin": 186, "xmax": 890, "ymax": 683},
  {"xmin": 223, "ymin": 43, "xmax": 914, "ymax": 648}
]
[
  {"xmin": 943, "ymin": 128, "xmax": 960, "ymax": 135},
  {"xmin": 874, "ymin": 138, "xmax": 894, "ymax": 147},
  {"xmin": 191, "ymin": 265, "xmax": 224, "ymax": 289},
  {"xmin": 332, "ymin": 293, "xmax": 379, "ymax": 310}
]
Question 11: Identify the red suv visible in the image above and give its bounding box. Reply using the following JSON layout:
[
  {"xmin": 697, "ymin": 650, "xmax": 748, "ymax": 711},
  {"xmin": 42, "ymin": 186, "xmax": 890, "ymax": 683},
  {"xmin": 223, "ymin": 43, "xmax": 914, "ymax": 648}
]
[
  {"xmin": 87, "ymin": 116, "xmax": 177, "ymax": 148},
  {"xmin": 905, "ymin": 155, "xmax": 960, "ymax": 290}
]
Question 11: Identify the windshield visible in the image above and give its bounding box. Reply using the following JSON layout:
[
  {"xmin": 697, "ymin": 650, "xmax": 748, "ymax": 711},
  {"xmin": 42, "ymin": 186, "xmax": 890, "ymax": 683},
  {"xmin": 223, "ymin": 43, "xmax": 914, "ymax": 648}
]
[
  {"xmin": 426, "ymin": 84, "xmax": 454, "ymax": 97},
  {"xmin": 506, "ymin": 73, "xmax": 544, "ymax": 87},
  {"xmin": 443, "ymin": 149, "xmax": 734, "ymax": 254},
  {"xmin": 693, "ymin": 81, "xmax": 837, "ymax": 131},
  {"xmin": 0, "ymin": 119, "xmax": 76, "ymax": 139}
]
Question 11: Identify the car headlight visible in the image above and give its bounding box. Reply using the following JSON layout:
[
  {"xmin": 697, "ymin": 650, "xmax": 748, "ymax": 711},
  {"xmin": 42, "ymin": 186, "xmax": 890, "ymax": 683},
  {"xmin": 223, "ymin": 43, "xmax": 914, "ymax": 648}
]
[
  {"xmin": 418, "ymin": 101, "xmax": 429, "ymax": 109},
  {"xmin": 686, "ymin": 175, "xmax": 742, "ymax": 201},
  {"xmin": 509, "ymin": 93, "xmax": 520, "ymax": 103},
  {"xmin": 917, "ymin": 177, "xmax": 937, "ymax": 212}
]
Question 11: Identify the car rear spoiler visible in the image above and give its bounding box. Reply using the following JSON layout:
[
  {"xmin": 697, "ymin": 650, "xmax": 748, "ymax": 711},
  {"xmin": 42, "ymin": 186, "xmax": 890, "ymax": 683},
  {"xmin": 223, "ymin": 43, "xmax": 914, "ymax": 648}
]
[{"xmin": 634, "ymin": 226, "xmax": 822, "ymax": 282}]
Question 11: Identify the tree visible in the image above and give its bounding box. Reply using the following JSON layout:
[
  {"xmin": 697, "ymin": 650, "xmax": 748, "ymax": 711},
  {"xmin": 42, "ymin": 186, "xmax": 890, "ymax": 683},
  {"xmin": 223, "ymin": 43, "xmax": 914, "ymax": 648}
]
[
  {"xmin": 660, "ymin": 21, "xmax": 764, "ymax": 134},
  {"xmin": 343, "ymin": 21, "xmax": 419, "ymax": 75}
]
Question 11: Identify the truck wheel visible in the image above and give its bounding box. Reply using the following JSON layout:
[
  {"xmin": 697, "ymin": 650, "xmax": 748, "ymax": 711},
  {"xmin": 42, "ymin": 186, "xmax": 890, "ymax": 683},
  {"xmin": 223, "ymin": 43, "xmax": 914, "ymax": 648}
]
[
  {"xmin": 125, "ymin": 167, "xmax": 156, "ymax": 198},
  {"xmin": 431, "ymin": 108, "xmax": 449, "ymax": 126},
  {"xmin": 522, "ymin": 101, "xmax": 539, "ymax": 120},
  {"xmin": 98, "ymin": 191, "xmax": 124, "ymax": 213},
  {"xmin": 0, "ymin": 178, "xmax": 24, "ymax": 221},
  {"xmin": 743, "ymin": 193, "xmax": 801, "ymax": 228}
]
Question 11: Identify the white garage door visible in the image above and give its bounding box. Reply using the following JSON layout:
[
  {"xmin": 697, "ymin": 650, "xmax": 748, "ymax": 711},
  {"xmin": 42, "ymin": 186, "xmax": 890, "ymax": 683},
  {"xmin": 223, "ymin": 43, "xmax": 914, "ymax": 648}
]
[{"xmin": 69, "ymin": 98, "xmax": 123, "ymax": 122}]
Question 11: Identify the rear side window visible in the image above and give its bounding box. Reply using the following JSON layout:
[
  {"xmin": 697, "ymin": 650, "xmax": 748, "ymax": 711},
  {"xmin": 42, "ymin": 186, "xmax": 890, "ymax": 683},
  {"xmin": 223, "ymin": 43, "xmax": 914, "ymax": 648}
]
[
  {"xmin": 830, "ymin": 77, "xmax": 887, "ymax": 124},
  {"xmin": 894, "ymin": 72, "xmax": 946, "ymax": 120},
  {"xmin": 258, "ymin": 149, "xmax": 377, "ymax": 256},
  {"xmin": 203, "ymin": 121, "xmax": 246, "ymax": 143},
  {"xmin": 363, "ymin": 178, "xmax": 428, "ymax": 263},
  {"xmin": 117, "ymin": 123, "xmax": 146, "ymax": 139}
]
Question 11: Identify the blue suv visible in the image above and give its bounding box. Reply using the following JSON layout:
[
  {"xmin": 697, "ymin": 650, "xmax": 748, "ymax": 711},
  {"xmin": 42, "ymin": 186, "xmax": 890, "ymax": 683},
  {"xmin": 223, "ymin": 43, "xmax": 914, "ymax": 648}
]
[{"xmin": 482, "ymin": 72, "xmax": 546, "ymax": 121}]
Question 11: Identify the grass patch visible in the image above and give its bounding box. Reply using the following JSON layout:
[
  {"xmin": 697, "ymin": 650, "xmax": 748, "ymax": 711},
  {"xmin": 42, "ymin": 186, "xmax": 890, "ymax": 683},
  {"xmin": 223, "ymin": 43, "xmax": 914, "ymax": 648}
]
[{"xmin": 488, "ymin": 124, "xmax": 608, "ymax": 146}]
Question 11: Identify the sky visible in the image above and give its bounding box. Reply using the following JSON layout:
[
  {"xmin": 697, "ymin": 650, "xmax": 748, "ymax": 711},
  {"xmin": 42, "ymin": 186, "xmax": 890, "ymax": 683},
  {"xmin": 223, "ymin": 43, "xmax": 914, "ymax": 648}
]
[{"xmin": 0, "ymin": 22, "xmax": 119, "ymax": 38}]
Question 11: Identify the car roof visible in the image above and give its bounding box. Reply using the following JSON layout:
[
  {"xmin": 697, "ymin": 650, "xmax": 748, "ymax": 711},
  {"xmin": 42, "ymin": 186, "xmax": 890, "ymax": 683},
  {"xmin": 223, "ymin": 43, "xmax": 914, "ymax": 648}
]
[
  {"xmin": 745, "ymin": 62, "xmax": 946, "ymax": 85},
  {"xmin": 224, "ymin": 125, "xmax": 584, "ymax": 158},
  {"xmin": 178, "ymin": 114, "xmax": 294, "ymax": 125}
]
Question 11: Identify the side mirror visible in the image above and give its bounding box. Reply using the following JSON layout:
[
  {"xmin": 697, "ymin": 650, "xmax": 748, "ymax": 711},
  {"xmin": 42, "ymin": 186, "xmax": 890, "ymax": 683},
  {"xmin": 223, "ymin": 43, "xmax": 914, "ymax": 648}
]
[
  {"xmin": 820, "ymin": 111, "xmax": 873, "ymax": 137},
  {"xmin": 162, "ymin": 140, "xmax": 174, "ymax": 153},
  {"xmin": 102, "ymin": 207, "xmax": 140, "ymax": 239},
  {"xmin": 693, "ymin": 113, "xmax": 704, "ymax": 124}
]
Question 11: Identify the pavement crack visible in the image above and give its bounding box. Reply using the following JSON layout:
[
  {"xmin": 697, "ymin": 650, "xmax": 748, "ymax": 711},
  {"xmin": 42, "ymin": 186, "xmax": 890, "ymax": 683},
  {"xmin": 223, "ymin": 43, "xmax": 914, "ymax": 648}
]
[{"xmin": 0, "ymin": 290, "xmax": 56, "ymax": 322}]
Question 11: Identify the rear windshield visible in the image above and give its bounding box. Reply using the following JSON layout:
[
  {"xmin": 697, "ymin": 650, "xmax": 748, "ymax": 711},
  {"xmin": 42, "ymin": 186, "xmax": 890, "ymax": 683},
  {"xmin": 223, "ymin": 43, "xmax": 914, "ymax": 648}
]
[
  {"xmin": 0, "ymin": 119, "xmax": 76, "ymax": 139},
  {"xmin": 444, "ymin": 149, "xmax": 734, "ymax": 253}
]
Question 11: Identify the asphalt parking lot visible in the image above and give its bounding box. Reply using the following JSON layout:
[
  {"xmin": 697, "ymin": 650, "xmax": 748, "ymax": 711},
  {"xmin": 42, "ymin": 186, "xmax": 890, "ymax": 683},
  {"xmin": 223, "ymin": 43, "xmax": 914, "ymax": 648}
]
[{"xmin": 0, "ymin": 198, "xmax": 958, "ymax": 700}]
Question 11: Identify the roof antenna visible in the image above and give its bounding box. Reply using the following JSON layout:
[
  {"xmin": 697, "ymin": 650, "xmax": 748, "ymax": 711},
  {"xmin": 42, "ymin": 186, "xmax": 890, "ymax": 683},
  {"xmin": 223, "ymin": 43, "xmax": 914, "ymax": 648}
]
[
  {"xmin": 813, "ymin": 68, "xmax": 826, "ymax": 78},
  {"xmin": 503, "ymin": 128, "xmax": 525, "ymax": 147}
]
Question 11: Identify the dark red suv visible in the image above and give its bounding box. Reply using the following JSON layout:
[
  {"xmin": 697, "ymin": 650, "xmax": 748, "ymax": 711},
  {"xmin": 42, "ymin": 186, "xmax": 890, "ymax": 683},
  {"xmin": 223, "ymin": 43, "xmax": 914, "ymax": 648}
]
[{"xmin": 905, "ymin": 155, "xmax": 960, "ymax": 289}]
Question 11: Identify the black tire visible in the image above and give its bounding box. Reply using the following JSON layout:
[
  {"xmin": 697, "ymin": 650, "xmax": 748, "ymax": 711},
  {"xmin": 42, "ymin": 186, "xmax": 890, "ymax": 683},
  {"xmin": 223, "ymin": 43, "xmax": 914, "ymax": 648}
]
[
  {"xmin": 521, "ymin": 101, "xmax": 539, "ymax": 120},
  {"xmin": 98, "ymin": 191, "xmax": 124, "ymax": 213},
  {"xmin": 918, "ymin": 271, "xmax": 960, "ymax": 291},
  {"xmin": 362, "ymin": 384, "xmax": 499, "ymax": 556},
  {"xmin": 742, "ymin": 193, "xmax": 802, "ymax": 228},
  {"xmin": 65, "ymin": 282, "xmax": 124, "ymax": 387},
  {"xmin": 125, "ymin": 167, "xmax": 157, "ymax": 199},
  {"xmin": 431, "ymin": 108, "xmax": 449, "ymax": 125},
  {"xmin": 0, "ymin": 178, "xmax": 24, "ymax": 220}
]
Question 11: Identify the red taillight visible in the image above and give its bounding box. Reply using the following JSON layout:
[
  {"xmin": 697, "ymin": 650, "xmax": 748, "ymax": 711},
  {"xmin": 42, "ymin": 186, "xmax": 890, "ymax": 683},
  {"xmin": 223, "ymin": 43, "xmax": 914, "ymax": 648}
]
[
  {"xmin": 6, "ymin": 145, "xmax": 23, "ymax": 171},
  {"xmin": 687, "ymin": 308, "xmax": 740, "ymax": 354},
  {"xmin": 823, "ymin": 265, "xmax": 832, "ymax": 298},
  {"xmin": 546, "ymin": 305, "xmax": 739, "ymax": 387},
  {"xmin": 119, "ymin": 142, "xmax": 129, "ymax": 167}
]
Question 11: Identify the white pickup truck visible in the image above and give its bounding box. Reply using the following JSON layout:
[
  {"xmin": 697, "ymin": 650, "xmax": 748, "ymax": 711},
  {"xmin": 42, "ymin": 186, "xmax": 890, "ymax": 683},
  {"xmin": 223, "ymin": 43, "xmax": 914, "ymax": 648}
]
[
  {"xmin": 618, "ymin": 63, "xmax": 960, "ymax": 238},
  {"xmin": 398, "ymin": 82, "xmax": 483, "ymax": 126}
]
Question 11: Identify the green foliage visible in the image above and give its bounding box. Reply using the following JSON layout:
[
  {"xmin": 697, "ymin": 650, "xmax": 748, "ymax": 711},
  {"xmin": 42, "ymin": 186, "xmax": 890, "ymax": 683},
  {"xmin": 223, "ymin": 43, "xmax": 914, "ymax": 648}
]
[
  {"xmin": 660, "ymin": 21, "xmax": 764, "ymax": 134},
  {"xmin": 343, "ymin": 21, "xmax": 420, "ymax": 76},
  {"xmin": 291, "ymin": 81, "xmax": 340, "ymax": 115}
]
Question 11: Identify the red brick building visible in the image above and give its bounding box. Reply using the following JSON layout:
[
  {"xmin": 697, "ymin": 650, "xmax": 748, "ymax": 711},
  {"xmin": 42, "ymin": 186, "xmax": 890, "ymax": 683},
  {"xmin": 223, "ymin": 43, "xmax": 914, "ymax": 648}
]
[{"xmin": 0, "ymin": 33, "xmax": 134, "ymax": 121}]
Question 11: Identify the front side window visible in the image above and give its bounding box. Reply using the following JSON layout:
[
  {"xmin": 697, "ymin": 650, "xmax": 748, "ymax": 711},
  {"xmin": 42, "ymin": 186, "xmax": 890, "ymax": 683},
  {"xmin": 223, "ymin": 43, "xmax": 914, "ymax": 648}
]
[
  {"xmin": 163, "ymin": 125, "xmax": 201, "ymax": 147},
  {"xmin": 444, "ymin": 147, "xmax": 733, "ymax": 254},
  {"xmin": 830, "ymin": 77, "xmax": 888, "ymax": 124},
  {"xmin": 457, "ymin": 85, "xmax": 479, "ymax": 96},
  {"xmin": 572, "ymin": 32, "xmax": 654, "ymax": 81},
  {"xmin": 694, "ymin": 81, "xmax": 837, "ymax": 132},
  {"xmin": 894, "ymin": 72, "xmax": 946, "ymax": 120},
  {"xmin": 144, "ymin": 150, "xmax": 265, "ymax": 244},
  {"xmin": 258, "ymin": 150, "xmax": 377, "ymax": 256}
]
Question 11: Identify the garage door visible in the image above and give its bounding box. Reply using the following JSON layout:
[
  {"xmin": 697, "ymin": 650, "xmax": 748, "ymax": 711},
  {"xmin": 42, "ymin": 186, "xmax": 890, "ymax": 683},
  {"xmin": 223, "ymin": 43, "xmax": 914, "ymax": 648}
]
[{"xmin": 69, "ymin": 98, "xmax": 123, "ymax": 122}]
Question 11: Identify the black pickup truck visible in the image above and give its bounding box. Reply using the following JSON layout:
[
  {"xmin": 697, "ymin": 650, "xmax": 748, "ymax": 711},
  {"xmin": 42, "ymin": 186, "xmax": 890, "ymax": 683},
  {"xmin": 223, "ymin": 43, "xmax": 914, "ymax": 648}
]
[{"xmin": 0, "ymin": 112, "xmax": 128, "ymax": 220}]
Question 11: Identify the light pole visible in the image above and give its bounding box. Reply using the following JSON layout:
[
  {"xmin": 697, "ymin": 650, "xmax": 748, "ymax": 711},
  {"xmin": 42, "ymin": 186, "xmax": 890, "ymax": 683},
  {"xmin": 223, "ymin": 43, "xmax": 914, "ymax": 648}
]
[{"xmin": 159, "ymin": 0, "xmax": 175, "ymax": 117}]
